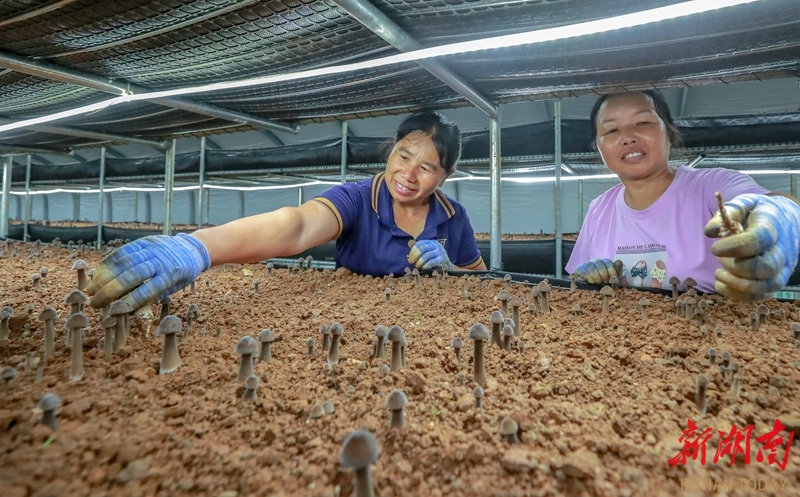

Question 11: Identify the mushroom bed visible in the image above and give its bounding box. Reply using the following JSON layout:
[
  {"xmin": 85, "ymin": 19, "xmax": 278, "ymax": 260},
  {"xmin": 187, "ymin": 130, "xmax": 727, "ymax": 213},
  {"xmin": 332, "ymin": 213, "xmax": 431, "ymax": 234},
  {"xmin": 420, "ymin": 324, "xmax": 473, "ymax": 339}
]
[{"xmin": 1, "ymin": 248, "xmax": 800, "ymax": 497}]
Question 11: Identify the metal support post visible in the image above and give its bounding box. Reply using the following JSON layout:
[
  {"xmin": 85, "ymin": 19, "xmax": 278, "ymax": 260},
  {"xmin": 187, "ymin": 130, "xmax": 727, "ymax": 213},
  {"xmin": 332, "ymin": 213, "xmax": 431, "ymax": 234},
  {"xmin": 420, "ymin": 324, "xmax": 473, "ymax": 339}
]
[
  {"xmin": 489, "ymin": 113, "xmax": 502, "ymax": 271},
  {"xmin": 42, "ymin": 194, "xmax": 49, "ymax": 222},
  {"xmin": 23, "ymin": 155, "xmax": 31, "ymax": 239},
  {"xmin": 341, "ymin": 121, "xmax": 348, "ymax": 184},
  {"xmin": 578, "ymin": 180, "xmax": 585, "ymax": 229},
  {"xmin": 452, "ymin": 181, "xmax": 460, "ymax": 204},
  {"xmin": 0, "ymin": 156, "xmax": 10, "ymax": 237},
  {"xmin": 105, "ymin": 192, "xmax": 113, "ymax": 223},
  {"xmin": 144, "ymin": 192, "xmax": 152, "ymax": 224},
  {"xmin": 163, "ymin": 139, "xmax": 176, "ymax": 235},
  {"xmin": 134, "ymin": 192, "xmax": 139, "ymax": 222},
  {"xmin": 205, "ymin": 189, "xmax": 210, "ymax": 227},
  {"xmin": 238, "ymin": 191, "xmax": 245, "ymax": 219},
  {"xmin": 97, "ymin": 147, "xmax": 106, "ymax": 246},
  {"xmin": 298, "ymin": 186, "xmax": 304, "ymax": 206},
  {"xmin": 792, "ymin": 174, "xmax": 797, "ymax": 199},
  {"xmin": 554, "ymin": 100, "xmax": 563, "ymax": 279},
  {"xmin": 14, "ymin": 196, "xmax": 20, "ymax": 222},
  {"xmin": 72, "ymin": 192, "xmax": 80, "ymax": 221},
  {"xmin": 187, "ymin": 190, "xmax": 196, "ymax": 227},
  {"xmin": 198, "ymin": 136, "xmax": 206, "ymax": 227}
]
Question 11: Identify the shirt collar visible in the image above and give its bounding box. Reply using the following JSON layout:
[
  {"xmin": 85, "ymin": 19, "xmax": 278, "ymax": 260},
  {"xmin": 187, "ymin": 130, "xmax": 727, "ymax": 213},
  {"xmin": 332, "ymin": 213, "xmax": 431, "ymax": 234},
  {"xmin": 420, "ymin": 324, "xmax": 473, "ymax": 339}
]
[{"xmin": 371, "ymin": 173, "xmax": 455, "ymax": 228}]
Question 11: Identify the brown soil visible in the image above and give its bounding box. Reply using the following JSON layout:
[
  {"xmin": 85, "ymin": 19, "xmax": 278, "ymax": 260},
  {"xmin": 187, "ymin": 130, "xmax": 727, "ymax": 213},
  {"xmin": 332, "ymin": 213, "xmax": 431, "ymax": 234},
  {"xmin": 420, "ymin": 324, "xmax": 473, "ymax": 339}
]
[
  {"xmin": 1, "ymin": 248, "xmax": 799, "ymax": 497},
  {"xmin": 474, "ymin": 233, "xmax": 579, "ymax": 241}
]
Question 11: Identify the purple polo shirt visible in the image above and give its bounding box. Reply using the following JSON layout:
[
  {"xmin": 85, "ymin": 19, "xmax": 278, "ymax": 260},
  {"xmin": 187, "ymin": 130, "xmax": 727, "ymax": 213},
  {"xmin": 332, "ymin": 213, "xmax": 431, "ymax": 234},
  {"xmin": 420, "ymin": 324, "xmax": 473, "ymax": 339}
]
[{"xmin": 313, "ymin": 173, "xmax": 483, "ymax": 276}]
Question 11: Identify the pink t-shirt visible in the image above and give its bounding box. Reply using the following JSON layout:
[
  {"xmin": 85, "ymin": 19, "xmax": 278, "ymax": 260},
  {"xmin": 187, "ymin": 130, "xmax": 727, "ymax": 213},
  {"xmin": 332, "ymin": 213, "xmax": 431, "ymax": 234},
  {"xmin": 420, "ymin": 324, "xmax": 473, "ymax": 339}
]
[{"xmin": 565, "ymin": 166, "xmax": 769, "ymax": 293}]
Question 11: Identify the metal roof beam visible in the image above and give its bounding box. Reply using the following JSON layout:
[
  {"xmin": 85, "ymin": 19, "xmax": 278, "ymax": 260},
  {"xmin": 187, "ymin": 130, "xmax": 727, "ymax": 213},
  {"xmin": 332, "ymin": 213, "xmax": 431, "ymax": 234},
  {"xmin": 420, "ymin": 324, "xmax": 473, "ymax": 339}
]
[
  {"xmin": 0, "ymin": 120, "xmax": 169, "ymax": 149},
  {"xmin": 0, "ymin": 49, "xmax": 299, "ymax": 135},
  {"xmin": 331, "ymin": 0, "xmax": 498, "ymax": 119},
  {"xmin": 260, "ymin": 129, "xmax": 284, "ymax": 147},
  {"xmin": 0, "ymin": 0, "xmax": 81, "ymax": 29},
  {"xmin": 0, "ymin": 144, "xmax": 72, "ymax": 156},
  {"xmin": 104, "ymin": 148, "xmax": 126, "ymax": 159}
]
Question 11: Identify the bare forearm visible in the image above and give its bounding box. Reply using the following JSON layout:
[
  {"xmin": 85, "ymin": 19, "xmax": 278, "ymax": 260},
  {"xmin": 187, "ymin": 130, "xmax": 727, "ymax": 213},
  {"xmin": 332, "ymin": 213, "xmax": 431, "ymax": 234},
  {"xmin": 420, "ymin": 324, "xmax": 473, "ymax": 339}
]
[{"xmin": 191, "ymin": 206, "xmax": 318, "ymax": 266}]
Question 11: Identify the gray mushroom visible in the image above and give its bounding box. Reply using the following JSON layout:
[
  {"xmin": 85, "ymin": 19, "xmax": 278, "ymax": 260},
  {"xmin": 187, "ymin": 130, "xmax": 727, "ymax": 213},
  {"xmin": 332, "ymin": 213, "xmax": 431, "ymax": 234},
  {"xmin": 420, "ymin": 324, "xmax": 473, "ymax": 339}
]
[
  {"xmin": 386, "ymin": 389, "xmax": 408, "ymax": 429},
  {"xmin": 157, "ymin": 316, "xmax": 182, "ymax": 374},
  {"xmin": 235, "ymin": 336, "xmax": 258, "ymax": 383},
  {"xmin": 65, "ymin": 290, "xmax": 86, "ymax": 316},
  {"xmin": 66, "ymin": 313, "xmax": 88, "ymax": 381},
  {"xmin": 387, "ymin": 325, "xmax": 405, "ymax": 373},
  {"xmin": 327, "ymin": 322, "xmax": 344, "ymax": 365},
  {"xmin": 500, "ymin": 416, "xmax": 520, "ymax": 444},
  {"xmin": 451, "ymin": 336, "xmax": 464, "ymax": 362},
  {"xmin": 373, "ymin": 325, "xmax": 388, "ymax": 359},
  {"xmin": 473, "ymin": 386, "xmax": 484, "ymax": 409},
  {"xmin": 37, "ymin": 307, "xmax": 58, "ymax": 363},
  {"xmin": 71, "ymin": 259, "xmax": 89, "ymax": 290},
  {"xmin": 38, "ymin": 393, "xmax": 62, "ymax": 431},
  {"xmin": 100, "ymin": 315, "xmax": 117, "ymax": 358},
  {"xmin": 468, "ymin": 323, "xmax": 490, "ymax": 386},
  {"xmin": 489, "ymin": 311, "xmax": 504, "ymax": 348},
  {"xmin": 257, "ymin": 329, "xmax": 275, "ymax": 363},
  {"xmin": 339, "ymin": 430, "xmax": 380, "ymax": 497},
  {"xmin": 242, "ymin": 374, "xmax": 259, "ymax": 401},
  {"xmin": 108, "ymin": 300, "xmax": 132, "ymax": 353},
  {"xmin": 320, "ymin": 324, "xmax": 332, "ymax": 352}
]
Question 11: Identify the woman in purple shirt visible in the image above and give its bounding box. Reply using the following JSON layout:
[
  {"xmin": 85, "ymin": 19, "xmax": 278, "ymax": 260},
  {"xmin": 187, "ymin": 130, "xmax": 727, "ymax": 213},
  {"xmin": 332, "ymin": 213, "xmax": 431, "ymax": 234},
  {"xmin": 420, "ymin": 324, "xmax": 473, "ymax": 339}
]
[
  {"xmin": 566, "ymin": 90, "xmax": 800, "ymax": 301},
  {"xmin": 86, "ymin": 112, "xmax": 485, "ymax": 310}
]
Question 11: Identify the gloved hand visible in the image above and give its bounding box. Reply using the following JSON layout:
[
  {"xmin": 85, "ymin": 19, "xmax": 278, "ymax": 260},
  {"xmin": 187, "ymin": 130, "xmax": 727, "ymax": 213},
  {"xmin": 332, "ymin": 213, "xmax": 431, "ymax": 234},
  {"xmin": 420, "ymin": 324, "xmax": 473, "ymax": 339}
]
[
  {"xmin": 573, "ymin": 258, "xmax": 623, "ymax": 284},
  {"xmin": 408, "ymin": 239, "xmax": 453, "ymax": 271},
  {"xmin": 705, "ymin": 193, "xmax": 800, "ymax": 301},
  {"xmin": 85, "ymin": 233, "xmax": 211, "ymax": 309}
]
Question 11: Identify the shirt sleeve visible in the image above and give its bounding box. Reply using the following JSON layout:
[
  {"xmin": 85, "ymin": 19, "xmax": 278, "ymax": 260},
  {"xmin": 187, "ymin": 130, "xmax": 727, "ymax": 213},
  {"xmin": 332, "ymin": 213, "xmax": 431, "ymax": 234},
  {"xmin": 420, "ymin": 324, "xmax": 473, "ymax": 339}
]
[
  {"xmin": 701, "ymin": 167, "xmax": 770, "ymax": 214},
  {"xmin": 312, "ymin": 182, "xmax": 364, "ymax": 238},
  {"xmin": 452, "ymin": 209, "xmax": 484, "ymax": 270}
]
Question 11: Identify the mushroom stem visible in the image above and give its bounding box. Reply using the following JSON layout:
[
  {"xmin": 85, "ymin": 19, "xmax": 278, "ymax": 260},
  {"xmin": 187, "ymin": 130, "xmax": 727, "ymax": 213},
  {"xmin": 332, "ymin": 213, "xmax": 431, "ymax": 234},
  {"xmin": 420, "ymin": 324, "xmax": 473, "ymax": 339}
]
[
  {"xmin": 69, "ymin": 326, "xmax": 83, "ymax": 381},
  {"xmin": 43, "ymin": 320, "xmax": 55, "ymax": 362},
  {"xmin": 328, "ymin": 335, "xmax": 341, "ymax": 365},
  {"xmin": 375, "ymin": 335, "xmax": 386, "ymax": 359},
  {"xmin": 390, "ymin": 341, "xmax": 402, "ymax": 372},
  {"xmin": 259, "ymin": 342, "xmax": 272, "ymax": 363},
  {"xmin": 602, "ymin": 296, "xmax": 610, "ymax": 314},
  {"xmin": 237, "ymin": 353, "xmax": 254, "ymax": 382},
  {"xmin": 322, "ymin": 334, "xmax": 331, "ymax": 352},
  {"xmin": 354, "ymin": 467, "xmax": 374, "ymax": 497},
  {"xmin": 390, "ymin": 409, "xmax": 405, "ymax": 429},
  {"xmin": 103, "ymin": 327, "xmax": 114, "ymax": 357},
  {"xmin": 473, "ymin": 340, "xmax": 486, "ymax": 386},
  {"xmin": 160, "ymin": 333, "xmax": 181, "ymax": 374},
  {"xmin": 113, "ymin": 318, "xmax": 126, "ymax": 353}
]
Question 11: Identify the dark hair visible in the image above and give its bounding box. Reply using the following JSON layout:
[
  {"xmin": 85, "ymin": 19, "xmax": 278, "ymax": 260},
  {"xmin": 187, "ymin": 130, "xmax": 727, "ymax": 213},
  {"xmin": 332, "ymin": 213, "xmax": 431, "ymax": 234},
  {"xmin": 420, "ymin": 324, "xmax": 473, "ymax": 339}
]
[
  {"xmin": 589, "ymin": 90, "xmax": 683, "ymax": 149},
  {"xmin": 391, "ymin": 111, "xmax": 462, "ymax": 174}
]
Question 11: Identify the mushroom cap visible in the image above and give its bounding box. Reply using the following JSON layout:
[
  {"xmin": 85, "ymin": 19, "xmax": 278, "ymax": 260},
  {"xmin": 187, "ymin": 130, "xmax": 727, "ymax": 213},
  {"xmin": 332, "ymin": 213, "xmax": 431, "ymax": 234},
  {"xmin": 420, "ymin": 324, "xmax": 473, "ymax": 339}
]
[
  {"xmin": 489, "ymin": 311, "xmax": 504, "ymax": 324},
  {"xmin": 509, "ymin": 296, "xmax": 522, "ymax": 307},
  {"xmin": 708, "ymin": 347, "xmax": 718, "ymax": 357},
  {"xmin": 373, "ymin": 325, "xmax": 388, "ymax": 338},
  {"xmin": 32, "ymin": 273, "xmax": 41, "ymax": 281},
  {"xmin": 384, "ymin": 288, "xmax": 392, "ymax": 295},
  {"xmin": 320, "ymin": 324, "xmax": 331, "ymax": 335},
  {"xmin": 100, "ymin": 315, "xmax": 118, "ymax": 329},
  {"xmin": 696, "ymin": 374, "xmax": 709, "ymax": 388},
  {"xmin": 698, "ymin": 300, "xmax": 708, "ymax": 309},
  {"xmin": 38, "ymin": 393, "xmax": 62, "ymax": 411},
  {"xmin": 158, "ymin": 295, "xmax": 171, "ymax": 306},
  {"xmin": 339, "ymin": 429, "xmax": 380, "ymax": 469},
  {"xmin": 537, "ymin": 281, "xmax": 551, "ymax": 292},
  {"xmin": 404, "ymin": 267, "xmax": 411, "ymax": 274},
  {"xmin": 721, "ymin": 351, "xmax": 732, "ymax": 361},
  {"xmin": 600, "ymin": 285, "xmax": 614, "ymax": 297},
  {"xmin": 1, "ymin": 366, "xmax": 17, "ymax": 381},
  {"xmin": 530, "ymin": 288, "xmax": 540, "ymax": 298},
  {"xmin": 310, "ymin": 404, "xmax": 326, "ymax": 419},
  {"xmin": 244, "ymin": 374, "xmax": 259, "ymax": 390},
  {"xmin": 683, "ymin": 277, "xmax": 697, "ymax": 287},
  {"xmin": 572, "ymin": 303, "xmax": 581, "ymax": 311},
  {"xmin": 503, "ymin": 318, "xmax": 514, "ymax": 328},
  {"xmin": 500, "ymin": 416, "xmax": 518, "ymax": 436},
  {"xmin": 387, "ymin": 325, "xmax": 405, "ymax": 342},
  {"xmin": 322, "ymin": 400, "xmax": 334, "ymax": 414},
  {"xmin": 386, "ymin": 389, "xmax": 408, "ymax": 410},
  {"xmin": 88, "ymin": 268, "xmax": 95, "ymax": 277},
  {"xmin": 379, "ymin": 364, "xmax": 390, "ymax": 375},
  {"xmin": 108, "ymin": 300, "xmax": 133, "ymax": 316},
  {"xmin": 252, "ymin": 278, "xmax": 261, "ymax": 286},
  {"xmin": 71, "ymin": 259, "xmax": 89, "ymax": 271},
  {"xmin": 497, "ymin": 289, "xmax": 511, "ymax": 302},
  {"xmin": 37, "ymin": 307, "xmax": 58, "ymax": 322},
  {"xmin": 757, "ymin": 304, "xmax": 770, "ymax": 315},
  {"xmin": 65, "ymin": 290, "xmax": 87, "ymax": 305},
  {"xmin": 468, "ymin": 323, "xmax": 490, "ymax": 341},
  {"xmin": 791, "ymin": 322, "xmax": 800, "ymax": 332},
  {"xmin": 157, "ymin": 315, "xmax": 182, "ymax": 335},
  {"xmin": 473, "ymin": 386, "xmax": 484, "ymax": 398},
  {"xmin": 694, "ymin": 307, "xmax": 705, "ymax": 316},
  {"xmin": 2, "ymin": 306, "xmax": 14, "ymax": 315},
  {"xmin": 0, "ymin": 310, "xmax": 10, "ymax": 321},
  {"xmin": 569, "ymin": 273, "xmax": 577, "ymax": 280},
  {"xmin": 502, "ymin": 325, "xmax": 515, "ymax": 337},
  {"xmin": 729, "ymin": 362, "xmax": 741, "ymax": 373},
  {"xmin": 187, "ymin": 303, "xmax": 200, "ymax": 313},
  {"xmin": 411, "ymin": 268, "xmax": 419, "ymax": 276},
  {"xmin": 669, "ymin": 276, "xmax": 680, "ymax": 285},
  {"xmin": 307, "ymin": 338, "xmax": 315, "ymax": 347},
  {"xmin": 451, "ymin": 337, "xmax": 464, "ymax": 349},
  {"xmin": 65, "ymin": 312, "xmax": 89, "ymax": 329},
  {"xmin": 330, "ymin": 322, "xmax": 344, "ymax": 336},
  {"xmin": 40, "ymin": 267, "xmax": 49, "ymax": 275},
  {"xmin": 258, "ymin": 329, "xmax": 275, "ymax": 343},
  {"xmin": 683, "ymin": 296, "xmax": 696, "ymax": 306},
  {"xmin": 638, "ymin": 297, "xmax": 650, "ymax": 306},
  {"xmin": 609, "ymin": 276, "xmax": 619, "ymax": 285},
  {"xmin": 748, "ymin": 312, "xmax": 758, "ymax": 319},
  {"xmin": 235, "ymin": 336, "xmax": 258, "ymax": 356}
]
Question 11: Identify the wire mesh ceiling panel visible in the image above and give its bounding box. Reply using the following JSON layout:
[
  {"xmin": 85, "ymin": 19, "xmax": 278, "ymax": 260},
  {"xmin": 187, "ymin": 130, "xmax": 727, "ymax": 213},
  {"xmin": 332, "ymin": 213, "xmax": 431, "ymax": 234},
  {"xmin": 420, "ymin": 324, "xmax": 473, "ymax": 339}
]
[{"xmin": 0, "ymin": 0, "xmax": 798, "ymax": 152}]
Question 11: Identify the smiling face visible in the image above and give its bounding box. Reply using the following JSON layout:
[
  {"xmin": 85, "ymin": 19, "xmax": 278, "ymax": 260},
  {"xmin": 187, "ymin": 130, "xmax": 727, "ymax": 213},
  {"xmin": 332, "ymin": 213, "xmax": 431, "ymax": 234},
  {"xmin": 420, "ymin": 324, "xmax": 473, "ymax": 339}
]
[
  {"xmin": 384, "ymin": 131, "xmax": 450, "ymax": 207},
  {"xmin": 595, "ymin": 93, "xmax": 672, "ymax": 183}
]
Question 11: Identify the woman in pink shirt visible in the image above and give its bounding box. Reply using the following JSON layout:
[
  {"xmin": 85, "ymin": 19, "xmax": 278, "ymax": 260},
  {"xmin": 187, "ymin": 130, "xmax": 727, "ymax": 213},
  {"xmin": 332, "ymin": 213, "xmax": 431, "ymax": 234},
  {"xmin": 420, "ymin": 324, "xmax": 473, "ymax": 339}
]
[{"xmin": 566, "ymin": 90, "xmax": 800, "ymax": 301}]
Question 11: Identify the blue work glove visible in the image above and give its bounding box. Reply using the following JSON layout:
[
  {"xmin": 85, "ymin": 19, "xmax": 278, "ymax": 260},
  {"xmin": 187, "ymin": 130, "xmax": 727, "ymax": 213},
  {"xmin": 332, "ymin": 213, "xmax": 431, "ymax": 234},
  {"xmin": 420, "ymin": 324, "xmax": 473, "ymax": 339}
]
[
  {"xmin": 705, "ymin": 193, "xmax": 800, "ymax": 301},
  {"xmin": 85, "ymin": 233, "xmax": 211, "ymax": 309},
  {"xmin": 573, "ymin": 258, "xmax": 622, "ymax": 284},
  {"xmin": 408, "ymin": 239, "xmax": 453, "ymax": 271}
]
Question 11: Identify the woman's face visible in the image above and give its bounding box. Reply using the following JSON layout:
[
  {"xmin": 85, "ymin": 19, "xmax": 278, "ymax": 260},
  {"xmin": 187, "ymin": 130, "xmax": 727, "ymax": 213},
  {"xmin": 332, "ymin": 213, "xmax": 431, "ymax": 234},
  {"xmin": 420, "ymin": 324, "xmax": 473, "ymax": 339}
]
[
  {"xmin": 595, "ymin": 93, "xmax": 672, "ymax": 182},
  {"xmin": 385, "ymin": 131, "xmax": 450, "ymax": 207}
]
